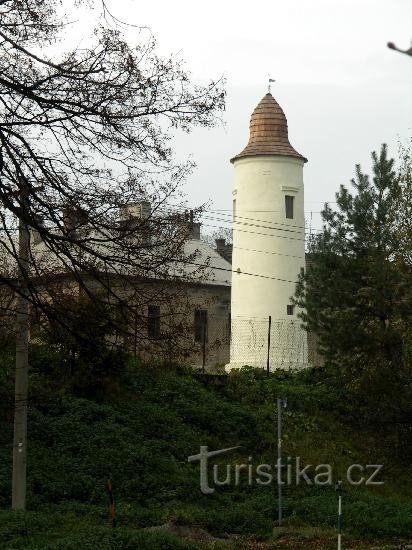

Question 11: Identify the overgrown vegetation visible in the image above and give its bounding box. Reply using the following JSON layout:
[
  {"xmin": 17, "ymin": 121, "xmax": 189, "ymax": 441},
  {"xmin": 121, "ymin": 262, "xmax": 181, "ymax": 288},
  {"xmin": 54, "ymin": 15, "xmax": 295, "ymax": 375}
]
[
  {"xmin": 0, "ymin": 352, "xmax": 411, "ymax": 548},
  {"xmin": 294, "ymin": 144, "xmax": 412, "ymax": 457}
]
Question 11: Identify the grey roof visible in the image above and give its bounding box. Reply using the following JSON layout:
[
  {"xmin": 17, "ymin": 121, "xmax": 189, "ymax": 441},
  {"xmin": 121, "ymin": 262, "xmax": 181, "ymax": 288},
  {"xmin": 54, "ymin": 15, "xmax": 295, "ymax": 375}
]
[{"xmin": 2, "ymin": 229, "xmax": 232, "ymax": 288}]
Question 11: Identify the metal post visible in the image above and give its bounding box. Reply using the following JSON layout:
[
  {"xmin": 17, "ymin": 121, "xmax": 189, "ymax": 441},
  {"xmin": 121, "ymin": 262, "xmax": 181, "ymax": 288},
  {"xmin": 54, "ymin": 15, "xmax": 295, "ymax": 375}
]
[
  {"xmin": 277, "ymin": 396, "xmax": 287, "ymax": 525},
  {"xmin": 336, "ymin": 481, "xmax": 342, "ymax": 549},
  {"xmin": 133, "ymin": 306, "xmax": 138, "ymax": 360},
  {"xmin": 266, "ymin": 315, "xmax": 272, "ymax": 376},
  {"xmin": 12, "ymin": 182, "xmax": 30, "ymax": 510},
  {"xmin": 202, "ymin": 322, "xmax": 207, "ymax": 373}
]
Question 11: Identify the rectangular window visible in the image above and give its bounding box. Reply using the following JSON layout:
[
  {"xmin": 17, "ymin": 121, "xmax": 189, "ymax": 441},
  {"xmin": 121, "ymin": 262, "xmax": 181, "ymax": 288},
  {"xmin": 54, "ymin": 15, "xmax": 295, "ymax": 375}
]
[
  {"xmin": 287, "ymin": 304, "xmax": 295, "ymax": 316},
  {"xmin": 148, "ymin": 305, "xmax": 161, "ymax": 338},
  {"xmin": 194, "ymin": 309, "xmax": 208, "ymax": 343},
  {"xmin": 285, "ymin": 195, "xmax": 294, "ymax": 219},
  {"xmin": 233, "ymin": 199, "xmax": 236, "ymax": 220}
]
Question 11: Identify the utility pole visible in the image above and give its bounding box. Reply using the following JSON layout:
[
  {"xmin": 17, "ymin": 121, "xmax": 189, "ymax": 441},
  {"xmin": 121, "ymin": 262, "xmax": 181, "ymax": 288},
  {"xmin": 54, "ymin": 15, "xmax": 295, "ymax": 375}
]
[
  {"xmin": 12, "ymin": 180, "xmax": 30, "ymax": 510},
  {"xmin": 202, "ymin": 320, "xmax": 207, "ymax": 373},
  {"xmin": 277, "ymin": 396, "xmax": 287, "ymax": 526},
  {"xmin": 266, "ymin": 315, "xmax": 272, "ymax": 376},
  {"xmin": 133, "ymin": 305, "xmax": 138, "ymax": 360}
]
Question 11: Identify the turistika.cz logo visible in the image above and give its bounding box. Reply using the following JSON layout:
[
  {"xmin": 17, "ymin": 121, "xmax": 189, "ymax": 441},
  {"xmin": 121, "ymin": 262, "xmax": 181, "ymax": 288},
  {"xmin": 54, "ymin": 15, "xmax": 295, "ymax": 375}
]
[{"xmin": 188, "ymin": 446, "xmax": 383, "ymax": 494}]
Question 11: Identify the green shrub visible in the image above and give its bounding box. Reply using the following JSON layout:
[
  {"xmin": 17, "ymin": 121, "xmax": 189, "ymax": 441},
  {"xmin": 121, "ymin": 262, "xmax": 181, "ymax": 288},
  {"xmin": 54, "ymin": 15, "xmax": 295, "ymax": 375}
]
[{"xmin": 0, "ymin": 352, "xmax": 411, "ymax": 546}]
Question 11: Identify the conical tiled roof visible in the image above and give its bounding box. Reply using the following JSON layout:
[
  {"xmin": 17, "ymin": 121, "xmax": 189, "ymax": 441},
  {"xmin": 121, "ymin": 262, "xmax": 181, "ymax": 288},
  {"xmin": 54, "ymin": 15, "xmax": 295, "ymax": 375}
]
[{"xmin": 231, "ymin": 93, "xmax": 306, "ymax": 163}]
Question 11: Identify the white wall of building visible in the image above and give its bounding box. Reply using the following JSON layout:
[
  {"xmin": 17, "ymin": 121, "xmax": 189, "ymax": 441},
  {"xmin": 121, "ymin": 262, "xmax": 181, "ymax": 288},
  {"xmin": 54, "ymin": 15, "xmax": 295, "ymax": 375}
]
[{"xmin": 227, "ymin": 154, "xmax": 308, "ymax": 370}]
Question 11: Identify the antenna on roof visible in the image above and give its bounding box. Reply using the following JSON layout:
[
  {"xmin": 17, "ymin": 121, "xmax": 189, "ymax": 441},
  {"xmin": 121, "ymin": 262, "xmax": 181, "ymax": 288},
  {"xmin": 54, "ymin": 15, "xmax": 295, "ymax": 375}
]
[{"xmin": 268, "ymin": 76, "xmax": 275, "ymax": 94}]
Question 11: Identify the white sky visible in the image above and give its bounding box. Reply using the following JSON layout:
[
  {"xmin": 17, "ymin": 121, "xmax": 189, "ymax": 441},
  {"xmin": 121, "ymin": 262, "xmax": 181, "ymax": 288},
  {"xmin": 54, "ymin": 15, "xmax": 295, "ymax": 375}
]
[{"xmin": 97, "ymin": 0, "xmax": 411, "ymax": 231}]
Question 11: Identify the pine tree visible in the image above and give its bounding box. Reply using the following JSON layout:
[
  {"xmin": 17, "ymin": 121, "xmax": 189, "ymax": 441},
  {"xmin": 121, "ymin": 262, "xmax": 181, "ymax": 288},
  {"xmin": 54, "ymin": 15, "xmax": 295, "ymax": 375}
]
[{"xmin": 294, "ymin": 144, "xmax": 412, "ymax": 433}]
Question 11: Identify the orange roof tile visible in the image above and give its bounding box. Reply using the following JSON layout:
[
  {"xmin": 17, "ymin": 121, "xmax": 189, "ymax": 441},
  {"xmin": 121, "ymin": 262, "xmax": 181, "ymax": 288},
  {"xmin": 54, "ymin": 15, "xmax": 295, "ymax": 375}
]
[{"xmin": 231, "ymin": 93, "xmax": 307, "ymax": 163}]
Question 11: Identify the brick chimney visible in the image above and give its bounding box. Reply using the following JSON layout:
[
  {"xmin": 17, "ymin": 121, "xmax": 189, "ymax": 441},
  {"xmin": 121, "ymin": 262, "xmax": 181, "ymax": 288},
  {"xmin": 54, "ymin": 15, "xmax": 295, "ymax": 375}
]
[
  {"xmin": 119, "ymin": 201, "xmax": 152, "ymax": 245},
  {"xmin": 190, "ymin": 222, "xmax": 201, "ymax": 240},
  {"xmin": 185, "ymin": 209, "xmax": 201, "ymax": 240},
  {"xmin": 63, "ymin": 205, "xmax": 87, "ymax": 233},
  {"xmin": 119, "ymin": 201, "xmax": 151, "ymax": 223},
  {"xmin": 215, "ymin": 238, "xmax": 233, "ymax": 263}
]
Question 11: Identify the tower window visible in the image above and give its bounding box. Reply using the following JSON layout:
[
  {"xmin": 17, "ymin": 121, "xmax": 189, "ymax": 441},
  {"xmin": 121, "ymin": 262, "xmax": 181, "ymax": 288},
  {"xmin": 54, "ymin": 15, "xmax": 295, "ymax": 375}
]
[
  {"xmin": 287, "ymin": 304, "xmax": 295, "ymax": 316},
  {"xmin": 148, "ymin": 305, "xmax": 161, "ymax": 338},
  {"xmin": 233, "ymin": 199, "xmax": 237, "ymax": 219},
  {"xmin": 194, "ymin": 309, "xmax": 208, "ymax": 343},
  {"xmin": 285, "ymin": 195, "xmax": 294, "ymax": 219}
]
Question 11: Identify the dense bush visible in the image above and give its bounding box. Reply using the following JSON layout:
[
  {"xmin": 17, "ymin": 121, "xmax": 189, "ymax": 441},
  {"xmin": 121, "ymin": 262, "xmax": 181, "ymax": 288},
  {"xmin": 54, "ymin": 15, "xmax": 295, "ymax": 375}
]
[{"xmin": 0, "ymin": 354, "xmax": 411, "ymax": 547}]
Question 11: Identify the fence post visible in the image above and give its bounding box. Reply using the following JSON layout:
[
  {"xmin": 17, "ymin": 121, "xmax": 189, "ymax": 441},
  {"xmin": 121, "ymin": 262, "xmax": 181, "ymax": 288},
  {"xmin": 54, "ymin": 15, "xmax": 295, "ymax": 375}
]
[
  {"xmin": 336, "ymin": 480, "xmax": 343, "ymax": 549},
  {"xmin": 266, "ymin": 315, "xmax": 272, "ymax": 375}
]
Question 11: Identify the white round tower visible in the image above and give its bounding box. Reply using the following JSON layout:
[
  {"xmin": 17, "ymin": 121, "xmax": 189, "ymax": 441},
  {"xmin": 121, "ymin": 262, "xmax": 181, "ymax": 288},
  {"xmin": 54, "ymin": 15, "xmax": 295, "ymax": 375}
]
[{"xmin": 226, "ymin": 93, "xmax": 308, "ymax": 371}]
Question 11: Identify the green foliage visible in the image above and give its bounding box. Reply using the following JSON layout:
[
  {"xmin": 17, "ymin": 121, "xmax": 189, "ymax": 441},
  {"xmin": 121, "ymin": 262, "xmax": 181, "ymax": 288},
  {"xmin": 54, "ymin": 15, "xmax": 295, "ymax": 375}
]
[
  {"xmin": 0, "ymin": 359, "xmax": 411, "ymax": 547},
  {"xmin": 40, "ymin": 294, "xmax": 129, "ymax": 394},
  {"xmin": 294, "ymin": 144, "xmax": 412, "ymax": 445},
  {"xmin": 0, "ymin": 508, "xmax": 198, "ymax": 549},
  {"xmin": 0, "ymin": 351, "xmax": 14, "ymax": 418},
  {"xmin": 296, "ymin": 144, "xmax": 410, "ymax": 365}
]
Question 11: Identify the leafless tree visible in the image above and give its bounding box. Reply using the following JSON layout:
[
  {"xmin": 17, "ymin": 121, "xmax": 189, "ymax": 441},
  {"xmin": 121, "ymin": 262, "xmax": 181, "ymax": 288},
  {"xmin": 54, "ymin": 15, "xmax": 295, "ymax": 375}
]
[
  {"xmin": 0, "ymin": 0, "xmax": 225, "ymax": 509},
  {"xmin": 203, "ymin": 226, "xmax": 233, "ymax": 245},
  {"xmin": 387, "ymin": 41, "xmax": 412, "ymax": 57},
  {"xmin": 0, "ymin": 0, "xmax": 225, "ymax": 343}
]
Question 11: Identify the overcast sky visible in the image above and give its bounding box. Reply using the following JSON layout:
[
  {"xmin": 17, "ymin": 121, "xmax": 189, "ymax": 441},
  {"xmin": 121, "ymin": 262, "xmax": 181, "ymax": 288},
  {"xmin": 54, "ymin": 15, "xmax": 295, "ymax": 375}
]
[{"xmin": 104, "ymin": 0, "xmax": 411, "ymax": 231}]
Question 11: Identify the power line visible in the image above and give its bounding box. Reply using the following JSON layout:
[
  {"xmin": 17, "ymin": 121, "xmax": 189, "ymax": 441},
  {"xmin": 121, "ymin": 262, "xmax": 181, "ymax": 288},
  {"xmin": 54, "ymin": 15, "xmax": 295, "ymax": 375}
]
[
  {"xmin": 0, "ymin": 208, "xmax": 328, "ymax": 236},
  {"xmin": 203, "ymin": 214, "xmax": 324, "ymax": 236},
  {"xmin": 177, "ymin": 258, "xmax": 299, "ymax": 284},
  {"xmin": 203, "ymin": 215, "xmax": 305, "ymax": 236},
  {"xmin": 207, "ymin": 210, "xmax": 307, "ymax": 230},
  {"xmin": 206, "ymin": 211, "xmax": 328, "ymax": 232},
  {"xmin": 232, "ymin": 245, "xmax": 304, "ymax": 260},
  {"xmin": 201, "ymin": 223, "xmax": 316, "ymax": 243},
  {"xmin": 207, "ymin": 204, "xmax": 336, "ymax": 212}
]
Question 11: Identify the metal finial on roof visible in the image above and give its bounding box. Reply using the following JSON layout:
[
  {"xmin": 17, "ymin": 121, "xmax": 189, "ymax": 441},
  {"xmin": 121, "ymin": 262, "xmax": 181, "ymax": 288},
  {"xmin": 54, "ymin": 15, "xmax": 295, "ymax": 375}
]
[{"xmin": 268, "ymin": 76, "xmax": 275, "ymax": 94}]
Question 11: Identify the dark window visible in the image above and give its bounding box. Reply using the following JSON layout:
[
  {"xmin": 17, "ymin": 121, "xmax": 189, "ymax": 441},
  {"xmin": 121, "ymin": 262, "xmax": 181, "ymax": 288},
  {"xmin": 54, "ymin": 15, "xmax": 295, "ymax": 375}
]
[
  {"xmin": 287, "ymin": 304, "xmax": 295, "ymax": 316},
  {"xmin": 194, "ymin": 309, "xmax": 208, "ymax": 343},
  {"xmin": 285, "ymin": 195, "xmax": 294, "ymax": 219},
  {"xmin": 148, "ymin": 305, "xmax": 161, "ymax": 338}
]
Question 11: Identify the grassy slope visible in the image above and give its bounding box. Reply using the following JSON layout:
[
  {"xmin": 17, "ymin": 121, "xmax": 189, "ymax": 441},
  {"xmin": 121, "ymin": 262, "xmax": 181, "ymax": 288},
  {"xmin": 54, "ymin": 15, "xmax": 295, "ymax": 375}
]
[{"xmin": 0, "ymin": 354, "xmax": 411, "ymax": 549}]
